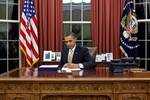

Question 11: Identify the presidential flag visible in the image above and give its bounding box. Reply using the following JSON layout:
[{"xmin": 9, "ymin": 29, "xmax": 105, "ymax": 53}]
[
  {"xmin": 20, "ymin": 0, "xmax": 39, "ymax": 67},
  {"xmin": 120, "ymin": 0, "xmax": 139, "ymax": 58}
]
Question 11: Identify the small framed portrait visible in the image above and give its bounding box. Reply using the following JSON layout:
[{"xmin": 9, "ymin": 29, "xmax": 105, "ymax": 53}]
[
  {"xmin": 106, "ymin": 53, "xmax": 113, "ymax": 62},
  {"xmin": 95, "ymin": 54, "xmax": 106, "ymax": 62},
  {"xmin": 51, "ymin": 52, "xmax": 56, "ymax": 61},
  {"xmin": 55, "ymin": 52, "xmax": 61, "ymax": 61},
  {"xmin": 43, "ymin": 51, "xmax": 52, "ymax": 62}
]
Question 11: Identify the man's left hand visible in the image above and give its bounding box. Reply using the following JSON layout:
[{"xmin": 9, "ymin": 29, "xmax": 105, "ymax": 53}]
[{"xmin": 63, "ymin": 63, "xmax": 80, "ymax": 69}]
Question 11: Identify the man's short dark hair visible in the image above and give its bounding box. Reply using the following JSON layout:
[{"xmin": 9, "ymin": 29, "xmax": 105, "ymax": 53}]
[{"xmin": 64, "ymin": 32, "xmax": 77, "ymax": 39}]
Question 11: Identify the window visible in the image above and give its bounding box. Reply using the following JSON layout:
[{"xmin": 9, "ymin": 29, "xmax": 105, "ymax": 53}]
[
  {"xmin": 135, "ymin": 0, "xmax": 150, "ymax": 70},
  {"xmin": 63, "ymin": 0, "xmax": 91, "ymax": 46},
  {"xmin": 0, "ymin": 0, "xmax": 19, "ymax": 73}
]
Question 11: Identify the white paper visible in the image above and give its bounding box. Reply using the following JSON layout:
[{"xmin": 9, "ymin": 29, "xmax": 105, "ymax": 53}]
[
  {"xmin": 39, "ymin": 65, "xmax": 58, "ymax": 68},
  {"xmin": 61, "ymin": 67, "xmax": 81, "ymax": 72}
]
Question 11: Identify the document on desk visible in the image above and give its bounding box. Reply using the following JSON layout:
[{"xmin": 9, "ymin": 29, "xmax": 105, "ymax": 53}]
[
  {"xmin": 39, "ymin": 65, "xmax": 58, "ymax": 68},
  {"xmin": 61, "ymin": 67, "xmax": 81, "ymax": 72}
]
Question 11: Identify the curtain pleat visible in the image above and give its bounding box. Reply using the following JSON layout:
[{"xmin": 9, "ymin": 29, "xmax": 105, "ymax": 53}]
[{"xmin": 91, "ymin": 0, "xmax": 124, "ymax": 58}]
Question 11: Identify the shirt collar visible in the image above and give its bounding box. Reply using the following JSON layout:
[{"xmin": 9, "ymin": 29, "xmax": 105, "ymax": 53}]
[{"xmin": 70, "ymin": 45, "xmax": 76, "ymax": 52}]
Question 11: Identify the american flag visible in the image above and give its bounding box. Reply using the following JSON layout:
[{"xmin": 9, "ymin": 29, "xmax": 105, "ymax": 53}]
[{"xmin": 20, "ymin": 0, "xmax": 39, "ymax": 67}]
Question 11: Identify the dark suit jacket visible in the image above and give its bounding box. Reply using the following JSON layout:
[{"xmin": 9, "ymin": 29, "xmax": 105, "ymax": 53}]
[{"xmin": 59, "ymin": 45, "xmax": 96, "ymax": 69}]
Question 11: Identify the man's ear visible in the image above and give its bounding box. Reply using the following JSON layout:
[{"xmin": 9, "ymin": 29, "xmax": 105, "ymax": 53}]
[{"xmin": 74, "ymin": 37, "xmax": 77, "ymax": 41}]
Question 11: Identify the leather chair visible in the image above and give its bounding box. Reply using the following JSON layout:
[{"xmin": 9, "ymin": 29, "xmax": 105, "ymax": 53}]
[{"xmin": 86, "ymin": 47, "xmax": 97, "ymax": 59}]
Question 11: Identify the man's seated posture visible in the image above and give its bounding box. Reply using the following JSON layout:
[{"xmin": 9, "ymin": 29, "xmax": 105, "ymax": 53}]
[{"xmin": 59, "ymin": 32, "xmax": 96, "ymax": 69}]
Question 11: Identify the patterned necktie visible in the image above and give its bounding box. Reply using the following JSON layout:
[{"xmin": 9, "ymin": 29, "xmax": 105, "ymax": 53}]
[{"xmin": 68, "ymin": 49, "xmax": 73, "ymax": 63}]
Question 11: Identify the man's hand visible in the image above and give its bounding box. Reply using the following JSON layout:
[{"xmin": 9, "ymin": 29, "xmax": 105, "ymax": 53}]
[{"xmin": 63, "ymin": 63, "xmax": 80, "ymax": 69}]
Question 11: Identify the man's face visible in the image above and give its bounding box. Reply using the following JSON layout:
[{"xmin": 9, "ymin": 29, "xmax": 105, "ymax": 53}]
[{"xmin": 64, "ymin": 35, "xmax": 76, "ymax": 49}]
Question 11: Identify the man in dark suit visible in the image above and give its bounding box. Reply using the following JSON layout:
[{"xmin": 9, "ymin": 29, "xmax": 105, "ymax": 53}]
[{"xmin": 59, "ymin": 32, "xmax": 96, "ymax": 69}]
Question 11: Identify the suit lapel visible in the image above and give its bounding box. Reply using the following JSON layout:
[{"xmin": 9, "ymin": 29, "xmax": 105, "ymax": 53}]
[
  {"xmin": 72, "ymin": 46, "xmax": 79, "ymax": 62},
  {"xmin": 64, "ymin": 48, "xmax": 69, "ymax": 63}
]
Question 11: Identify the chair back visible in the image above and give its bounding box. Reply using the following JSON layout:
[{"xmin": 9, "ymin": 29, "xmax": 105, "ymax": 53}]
[{"xmin": 86, "ymin": 47, "xmax": 97, "ymax": 59}]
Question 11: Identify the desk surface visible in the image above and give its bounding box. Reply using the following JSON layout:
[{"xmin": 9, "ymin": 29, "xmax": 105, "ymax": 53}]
[
  {"xmin": 0, "ymin": 67, "xmax": 149, "ymax": 81},
  {"xmin": 0, "ymin": 68, "xmax": 150, "ymax": 100}
]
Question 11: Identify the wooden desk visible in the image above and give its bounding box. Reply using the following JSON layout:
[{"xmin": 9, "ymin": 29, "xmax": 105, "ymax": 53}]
[
  {"xmin": 41, "ymin": 61, "xmax": 111, "ymax": 68},
  {"xmin": 0, "ymin": 68, "xmax": 149, "ymax": 100}
]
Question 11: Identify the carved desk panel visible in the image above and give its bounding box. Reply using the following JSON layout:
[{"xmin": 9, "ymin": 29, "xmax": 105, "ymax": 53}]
[{"xmin": 0, "ymin": 68, "xmax": 150, "ymax": 100}]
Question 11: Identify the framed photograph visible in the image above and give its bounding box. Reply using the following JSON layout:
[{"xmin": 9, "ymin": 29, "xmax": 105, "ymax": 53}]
[
  {"xmin": 106, "ymin": 53, "xmax": 113, "ymax": 62},
  {"xmin": 95, "ymin": 54, "xmax": 106, "ymax": 62},
  {"xmin": 55, "ymin": 52, "xmax": 61, "ymax": 61},
  {"xmin": 43, "ymin": 51, "xmax": 52, "ymax": 62},
  {"xmin": 51, "ymin": 52, "xmax": 56, "ymax": 60}
]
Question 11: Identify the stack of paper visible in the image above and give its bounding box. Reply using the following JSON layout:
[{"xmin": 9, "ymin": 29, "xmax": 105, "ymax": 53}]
[
  {"xmin": 39, "ymin": 65, "xmax": 58, "ymax": 68},
  {"xmin": 61, "ymin": 67, "xmax": 81, "ymax": 72}
]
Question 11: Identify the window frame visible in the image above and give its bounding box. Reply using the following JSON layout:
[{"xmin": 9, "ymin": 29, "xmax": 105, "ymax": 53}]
[
  {"xmin": 62, "ymin": 0, "xmax": 92, "ymax": 47},
  {"xmin": 135, "ymin": 0, "xmax": 150, "ymax": 70},
  {"xmin": 0, "ymin": 0, "xmax": 20, "ymax": 73}
]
